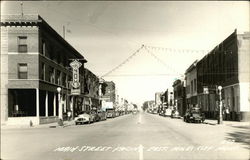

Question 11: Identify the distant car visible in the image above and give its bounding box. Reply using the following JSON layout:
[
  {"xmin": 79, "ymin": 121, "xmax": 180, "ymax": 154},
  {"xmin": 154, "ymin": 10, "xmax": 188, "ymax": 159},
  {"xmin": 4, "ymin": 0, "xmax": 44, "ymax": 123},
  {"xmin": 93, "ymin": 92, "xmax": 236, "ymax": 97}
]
[
  {"xmin": 164, "ymin": 108, "xmax": 172, "ymax": 117},
  {"xmin": 153, "ymin": 110, "xmax": 158, "ymax": 114},
  {"xmin": 97, "ymin": 110, "xmax": 107, "ymax": 121},
  {"xmin": 171, "ymin": 110, "xmax": 181, "ymax": 119},
  {"xmin": 184, "ymin": 107, "xmax": 205, "ymax": 123},
  {"xmin": 132, "ymin": 110, "xmax": 138, "ymax": 115},
  {"xmin": 74, "ymin": 112, "xmax": 95, "ymax": 125},
  {"xmin": 90, "ymin": 110, "xmax": 99, "ymax": 122},
  {"xmin": 106, "ymin": 109, "xmax": 115, "ymax": 118}
]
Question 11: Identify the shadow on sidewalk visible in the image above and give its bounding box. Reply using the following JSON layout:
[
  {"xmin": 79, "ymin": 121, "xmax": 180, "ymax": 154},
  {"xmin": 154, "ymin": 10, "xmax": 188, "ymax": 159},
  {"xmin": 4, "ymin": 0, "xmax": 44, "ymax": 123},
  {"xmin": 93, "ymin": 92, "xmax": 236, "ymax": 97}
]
[
  {"xmin": 225, "ymin": 126, "xmax": 250, "ymax": 149},
  {"xmin": 203, "ymin": 122, "xmax": 217, "ymax": 125}
]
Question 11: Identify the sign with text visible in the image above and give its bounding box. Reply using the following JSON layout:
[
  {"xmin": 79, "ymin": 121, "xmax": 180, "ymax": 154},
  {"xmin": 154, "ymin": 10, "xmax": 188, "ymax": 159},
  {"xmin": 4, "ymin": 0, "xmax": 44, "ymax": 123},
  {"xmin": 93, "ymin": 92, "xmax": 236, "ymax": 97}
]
[{"xmin": 70, "ymin": 60, "xmax": 82, "ymax": 95}]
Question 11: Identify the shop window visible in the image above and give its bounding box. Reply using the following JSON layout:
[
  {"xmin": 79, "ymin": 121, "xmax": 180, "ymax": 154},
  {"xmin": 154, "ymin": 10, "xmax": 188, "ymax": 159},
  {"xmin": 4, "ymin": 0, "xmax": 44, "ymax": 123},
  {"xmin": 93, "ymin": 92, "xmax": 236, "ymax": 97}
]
[
  {"xmin": 18, "ymin": 36, "xmax": 27, "ymax": 53},
  {"xmin": 18, "ymin": 63, "xmax": 28, "ymax": 79}
]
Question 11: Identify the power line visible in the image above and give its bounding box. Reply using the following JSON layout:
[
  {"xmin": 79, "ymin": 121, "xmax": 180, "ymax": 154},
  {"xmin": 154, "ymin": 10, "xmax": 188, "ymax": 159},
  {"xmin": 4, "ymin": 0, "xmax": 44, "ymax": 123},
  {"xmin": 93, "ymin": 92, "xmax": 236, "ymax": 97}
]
[
  {"xmin": 104, "ymin": 73, "xmax": 180, "ymax": 77},
  {"xmin": 101, "ymin": 45, "xmax": 145, "ymax": 78},
  {"xmin": 145, "ymin": 45, "xmax": 210, "ymax": 55},
  {"xmin": 144, "ymin": 46, "xmax": 183, "ymax": 76}
]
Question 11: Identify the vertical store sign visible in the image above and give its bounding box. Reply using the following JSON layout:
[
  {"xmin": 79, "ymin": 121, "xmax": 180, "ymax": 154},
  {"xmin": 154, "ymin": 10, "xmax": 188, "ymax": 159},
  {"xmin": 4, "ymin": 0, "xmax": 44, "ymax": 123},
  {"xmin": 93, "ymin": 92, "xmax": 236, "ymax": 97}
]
[{"xmin": 70, "ymin": 60, "xmax": 82, "ymax": 95}]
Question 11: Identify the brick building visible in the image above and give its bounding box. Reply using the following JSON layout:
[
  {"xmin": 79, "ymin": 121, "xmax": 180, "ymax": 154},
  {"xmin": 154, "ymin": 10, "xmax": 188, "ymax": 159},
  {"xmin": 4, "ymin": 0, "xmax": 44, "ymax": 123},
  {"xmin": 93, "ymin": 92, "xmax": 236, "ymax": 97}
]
[
  {"xmin": 101, "ymin": 81, "xmax": 116, "ymax": 104},
  {"xmin": 83, "ymin": 68, "xmax": 100, "ymax": 112},
  {"xmin": 0, "ymin": 15, "xmax": 88, "ymax": 125},
  {"xmin": 172, "ymin": 79, "xmax": 186, "ymax": 116},
  {"xmin": 196, "ymin": 30, "xmax": 250, "ymax": 121},
  {"xmin": 185, "ymin": 60, "xmax": 198, "ymax": 110}
]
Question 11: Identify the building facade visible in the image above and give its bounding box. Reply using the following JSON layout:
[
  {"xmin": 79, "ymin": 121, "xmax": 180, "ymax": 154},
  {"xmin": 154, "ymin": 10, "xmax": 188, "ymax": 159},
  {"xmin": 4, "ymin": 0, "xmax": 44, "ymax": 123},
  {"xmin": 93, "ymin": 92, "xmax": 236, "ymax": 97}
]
[
  {"xmin": 1, "ymin": 15, "xmax": 87, "ymax": 125},
  {"xmin": 196, "ymin": 30, "xmax": 250, "ymax": 121},
  {"xmin": 101, "ymin": 81, "xmax": 116, "ymax": 104},
  {"xmin": 82, "ymin": 68, "xmax": 100, "ymax": 113},
  {"xmin": 185, "ymin": 60, "xmax": 198, "ymax": 110},
  {"xmin": 172, "ymin": 79, "xmax": 186, "ymax": 116}
]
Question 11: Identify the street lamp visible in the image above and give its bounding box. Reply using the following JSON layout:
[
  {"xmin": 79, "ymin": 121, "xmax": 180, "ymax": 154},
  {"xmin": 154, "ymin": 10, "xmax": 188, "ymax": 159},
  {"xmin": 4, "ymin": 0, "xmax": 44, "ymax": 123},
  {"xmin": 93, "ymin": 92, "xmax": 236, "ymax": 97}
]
[
  {"xmin": 218, "ymin": 86, "xmax": 223, "ymax": 124},
  {"xmin": 57, "ymin": 87, "xmax": 63, "ymax": 120}
]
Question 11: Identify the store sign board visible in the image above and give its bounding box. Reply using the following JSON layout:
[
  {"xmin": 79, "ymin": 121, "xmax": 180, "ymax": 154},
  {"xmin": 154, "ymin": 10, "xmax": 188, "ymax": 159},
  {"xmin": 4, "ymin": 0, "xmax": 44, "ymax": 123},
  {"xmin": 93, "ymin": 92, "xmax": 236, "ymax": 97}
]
[{"xmin": 70, "ymin": 60, "xmax": 82, "ymax": 95}]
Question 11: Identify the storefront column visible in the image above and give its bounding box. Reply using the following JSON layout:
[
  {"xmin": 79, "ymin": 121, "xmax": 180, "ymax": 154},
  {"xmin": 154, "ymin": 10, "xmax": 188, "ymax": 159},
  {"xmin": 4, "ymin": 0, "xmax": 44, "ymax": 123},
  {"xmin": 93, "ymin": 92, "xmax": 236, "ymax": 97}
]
[
  {"xmin": 53, "ymin": 93, "xmax": 56, "ymax": 116},
  {"xmin": 45, "ymin": 91, "xmax": 48, "ymax": 117},
  {"xmin": 36, "ymin": 88, "xmax": 40, "ymax": 117}
]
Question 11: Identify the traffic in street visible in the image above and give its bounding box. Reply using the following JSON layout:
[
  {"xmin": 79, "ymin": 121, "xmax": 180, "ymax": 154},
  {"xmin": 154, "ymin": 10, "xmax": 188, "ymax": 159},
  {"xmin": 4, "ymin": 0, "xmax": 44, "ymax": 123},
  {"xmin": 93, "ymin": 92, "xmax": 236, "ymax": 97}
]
[{"xmin": 1, "ymin": 111, "xmax": 249, "ymax": 160}]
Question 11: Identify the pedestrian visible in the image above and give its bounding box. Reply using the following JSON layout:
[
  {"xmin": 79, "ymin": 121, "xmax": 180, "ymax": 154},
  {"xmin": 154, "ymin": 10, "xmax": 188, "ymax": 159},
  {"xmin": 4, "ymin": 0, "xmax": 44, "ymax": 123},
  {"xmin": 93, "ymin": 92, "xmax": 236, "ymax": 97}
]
[
  {"xmin": 67, "ymin": 110, "xmax": 72, "ymax": 121},
  {"xmin": 225, "ymin": 104, "xmax": 230, "ymax": 120}
]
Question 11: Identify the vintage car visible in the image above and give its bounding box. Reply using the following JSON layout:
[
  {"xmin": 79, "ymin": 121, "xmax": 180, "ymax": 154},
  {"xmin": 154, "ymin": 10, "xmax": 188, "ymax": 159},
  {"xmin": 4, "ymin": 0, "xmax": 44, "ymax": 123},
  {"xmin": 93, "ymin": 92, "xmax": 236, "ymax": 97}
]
[
  {"xmin": 183, "ymin": 107, "xmax": 205, "ymax": 123},
  {"xmin": 106, "ymin": 108, "xmax": 115, "ymax": 118},
  {"xmin": 164, "ymin": 108, "xmax": 172, "ymax": 117},
  {"xmin": 97, "ymin": 110, "xmax": 107, "ymax": 121},
  {"xmin": 74, "ymin": 112, "xmax": 95, "ymax": 125},
  {"xmin": 171, "ymin": 110, "xmax": 181, "ymax": 119}
]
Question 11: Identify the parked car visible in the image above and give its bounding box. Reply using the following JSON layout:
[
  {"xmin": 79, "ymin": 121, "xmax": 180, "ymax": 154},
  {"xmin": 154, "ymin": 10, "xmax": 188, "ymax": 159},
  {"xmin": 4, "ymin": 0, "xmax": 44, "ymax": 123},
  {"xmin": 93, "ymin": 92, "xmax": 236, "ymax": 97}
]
[
  {"xmin": 97, "ymin": 110, "xmax": 107, "ymax": 121},
  {"xmin": 171, "ymin": 110, "xmax": 181, "ymax": 119},
  {"xmin": 74, "ymin": 112, "xmax": 95, "ymax": 125},
  {"xmin": 106, "ymin": 108, "xmax": 115, "ymax": 118},
  {"xmin": 164, "ymin": 108, "xmax": 172, "ymax": 117},
  {"xmin": 90, "ymin": 110, "xmax": 99, "ymax": 122},
  {"xmin": 183, "ymin": 107, "xmax": 205, "ymax": 123}
]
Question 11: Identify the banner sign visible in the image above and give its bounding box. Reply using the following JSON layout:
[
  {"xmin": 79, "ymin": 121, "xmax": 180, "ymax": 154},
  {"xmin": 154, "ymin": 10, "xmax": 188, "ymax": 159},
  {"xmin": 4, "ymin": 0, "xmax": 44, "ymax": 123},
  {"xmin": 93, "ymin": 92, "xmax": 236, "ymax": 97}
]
[{"xmin": 70, "ymin": 60, "xmax": 82, "ymax": 95}]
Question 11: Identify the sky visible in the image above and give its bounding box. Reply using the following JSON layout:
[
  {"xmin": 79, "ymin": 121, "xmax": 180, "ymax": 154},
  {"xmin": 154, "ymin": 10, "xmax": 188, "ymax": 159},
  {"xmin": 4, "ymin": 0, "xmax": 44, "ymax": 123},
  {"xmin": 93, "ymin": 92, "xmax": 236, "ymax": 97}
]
[{"xmin": 1, "ymin": 1, "xmax": 249, "ymax": 106}]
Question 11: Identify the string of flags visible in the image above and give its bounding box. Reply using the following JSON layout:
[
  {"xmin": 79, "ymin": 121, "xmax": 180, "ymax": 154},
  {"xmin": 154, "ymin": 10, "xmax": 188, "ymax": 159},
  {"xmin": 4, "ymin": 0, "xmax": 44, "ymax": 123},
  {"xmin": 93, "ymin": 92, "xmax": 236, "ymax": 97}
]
[
  {"xmin": 101, "ymin": 44, "xmax": 234, "ymax": 78},
  {"xmin": 101, "ymin": 45, "xmax": 145, "ymax": 78},
  {"xmin": 145, "ymin": 45, "xmax": 233, "ymax": 55}
]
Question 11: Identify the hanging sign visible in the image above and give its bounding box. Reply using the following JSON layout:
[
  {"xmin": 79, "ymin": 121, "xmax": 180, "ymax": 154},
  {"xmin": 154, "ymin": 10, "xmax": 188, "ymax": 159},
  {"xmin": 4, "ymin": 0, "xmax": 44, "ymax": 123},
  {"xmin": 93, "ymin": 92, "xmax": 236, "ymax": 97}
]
[{"xmin": 70, "ymin": 60, "xmax": 82, "ymax": 95}]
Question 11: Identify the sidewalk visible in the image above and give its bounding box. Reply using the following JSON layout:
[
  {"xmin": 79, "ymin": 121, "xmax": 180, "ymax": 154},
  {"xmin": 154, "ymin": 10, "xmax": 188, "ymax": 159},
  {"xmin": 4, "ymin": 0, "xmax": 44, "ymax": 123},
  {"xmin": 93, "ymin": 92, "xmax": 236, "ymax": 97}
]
[
  {"xmin": 1, "ymin": 120, "xmax": 75, "ymax": 130},
  {"xmin": 203, "ymin": 119, "xmax": 250, "ymax": 127}
]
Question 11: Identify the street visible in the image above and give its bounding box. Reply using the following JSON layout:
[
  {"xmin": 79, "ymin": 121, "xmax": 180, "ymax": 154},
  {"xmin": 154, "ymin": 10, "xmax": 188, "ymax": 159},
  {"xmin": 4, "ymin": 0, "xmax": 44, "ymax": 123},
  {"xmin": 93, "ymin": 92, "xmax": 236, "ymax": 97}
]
[{"xmin": 1, "ymin": 112, "xmax": 249, "ymax": 160}]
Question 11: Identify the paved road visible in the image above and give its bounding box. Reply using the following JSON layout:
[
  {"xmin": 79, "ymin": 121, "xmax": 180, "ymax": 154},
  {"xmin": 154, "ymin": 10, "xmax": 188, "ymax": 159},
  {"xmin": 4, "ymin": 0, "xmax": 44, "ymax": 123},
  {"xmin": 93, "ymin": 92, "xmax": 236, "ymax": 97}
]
[{"xmin": 1, "ymin": 112, "xmax": 249, "ymax": 160}]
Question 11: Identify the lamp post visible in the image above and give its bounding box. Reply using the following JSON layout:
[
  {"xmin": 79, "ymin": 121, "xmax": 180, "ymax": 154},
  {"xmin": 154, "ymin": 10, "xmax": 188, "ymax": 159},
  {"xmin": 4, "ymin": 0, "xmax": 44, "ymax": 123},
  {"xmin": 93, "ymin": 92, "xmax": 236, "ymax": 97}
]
[
  {"xmin": 57, "ymin": 87, "xmax": 63, "ymax": 120},
  {"xmin": 218, "ymin": 86, "xmax": 223, "ymax": 124}
]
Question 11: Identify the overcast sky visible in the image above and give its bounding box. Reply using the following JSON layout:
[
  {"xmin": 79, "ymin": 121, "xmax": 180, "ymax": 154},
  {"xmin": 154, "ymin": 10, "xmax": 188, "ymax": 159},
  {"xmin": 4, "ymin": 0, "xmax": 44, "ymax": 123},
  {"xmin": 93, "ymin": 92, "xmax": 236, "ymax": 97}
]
[{"xmin": 1, "ymin": 1, "xmax": 249, "ymax": 105}]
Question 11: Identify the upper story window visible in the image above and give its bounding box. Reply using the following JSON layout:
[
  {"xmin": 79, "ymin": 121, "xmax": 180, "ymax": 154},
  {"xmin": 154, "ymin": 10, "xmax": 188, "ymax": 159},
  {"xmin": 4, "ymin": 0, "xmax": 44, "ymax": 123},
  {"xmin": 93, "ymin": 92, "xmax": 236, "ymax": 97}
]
[
  {"xmin": 18, "ymin": 63, "xmax": 28, "ymax": 79},
  {"xmin": 56, "ymin": 70, "xmax": 61, "ymax": 85},
  {"xmin": 40, "ymin": 63, "xmax": 45, "ymax": 80},
  {"xmin": 194, "ymin": 79, "xmax": 197, "ymax": 92},
  {"xmin": 18, "ymin": 36, "xmax": 28, "ymax": 53},
  {"xmin": 62, "ymin": 73, "xmax": 66, "ymax": 87},
  {"xmin": 42, "ymin": 40, "xmax": 46, "ymax": 55},
  {"xmin": 49, "ymin": 66, "xmax": 55, "ymax": 83},
  {"xmin": 191, "ymin": 80, "xmax": 193, "ymax": 94}
]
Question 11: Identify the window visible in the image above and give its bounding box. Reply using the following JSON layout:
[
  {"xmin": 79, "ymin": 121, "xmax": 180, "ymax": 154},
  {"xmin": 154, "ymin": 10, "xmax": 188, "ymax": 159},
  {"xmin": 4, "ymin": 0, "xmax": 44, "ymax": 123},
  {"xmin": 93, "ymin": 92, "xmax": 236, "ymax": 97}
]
[
  {"xmin": 40, "ymin": 63, "xmax": 45, "ymax": 80},
  {"xmin": 191, "ymin": 80, "xmax": 193, "ymax": 94},
  {"xmin": 42, "ymin": 40, "xmax": 46, "ymax": 55},
  {"xmin": 194, "ymin": 79, "xmax": 197, "ymax": 92},
  {"xmin": 18, "ymin": 36, "xmax": 27, "ymax": 53},
  {"xmin": 56, "ymin": 70, "xmax": 61, "ymax": 85},
  {"xmin": 49, "ymin": 66, "xmax": 55, "ymax": 83},
  {"xmin": 62, "ymin": 73, "xmax": 66, "ymax": 87},
  {"xmin": 18, "ymin": 63, "xmax": 28, "ymax": 79}
]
